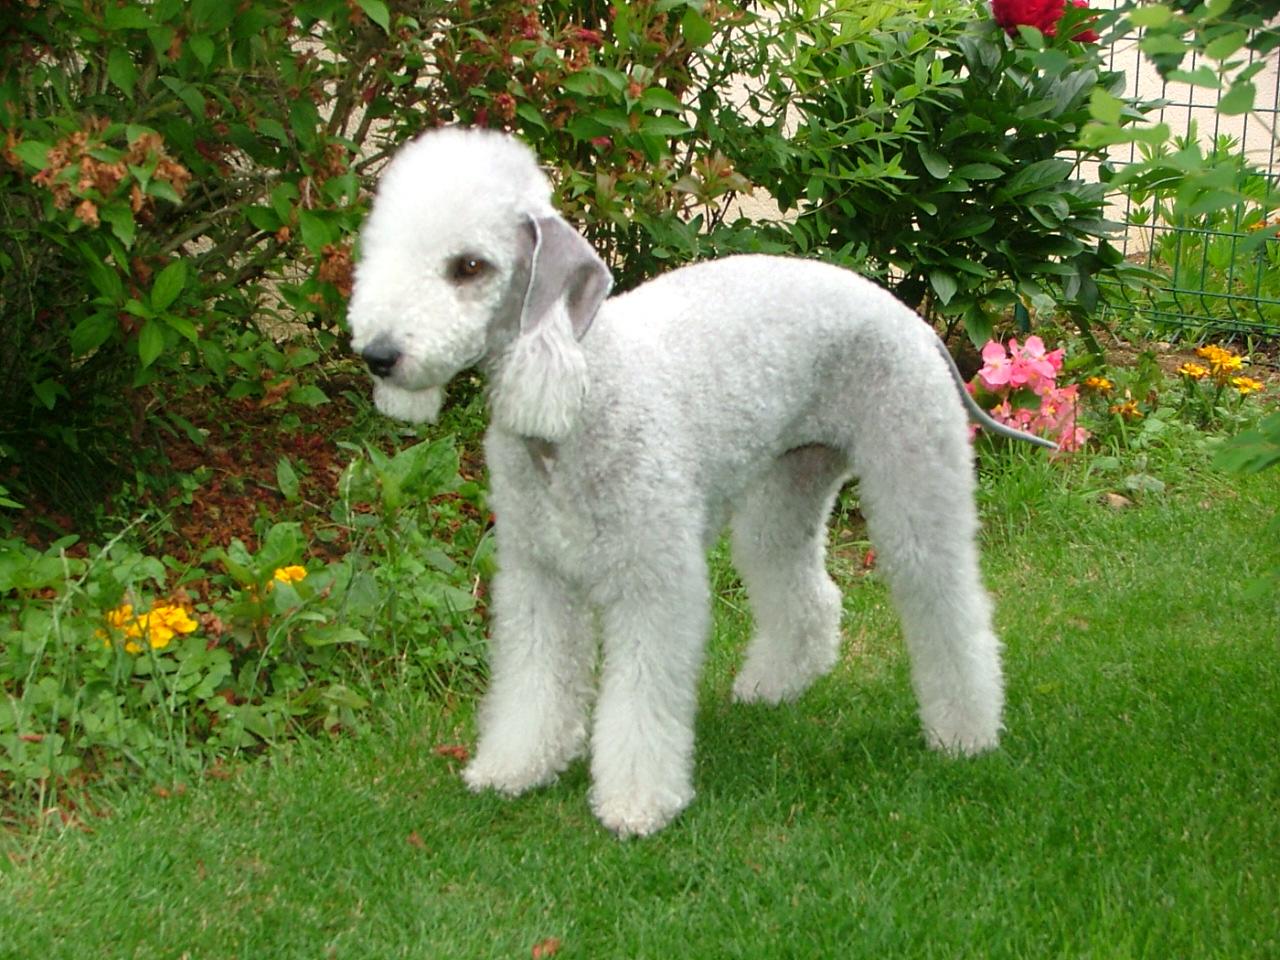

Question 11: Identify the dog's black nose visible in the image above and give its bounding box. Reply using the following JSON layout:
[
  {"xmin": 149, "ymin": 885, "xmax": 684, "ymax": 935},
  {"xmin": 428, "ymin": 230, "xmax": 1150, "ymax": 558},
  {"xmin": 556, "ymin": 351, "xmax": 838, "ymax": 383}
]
[{"xmin": 360, "ymin": 338, "xmax": 401, "ymax": 379}]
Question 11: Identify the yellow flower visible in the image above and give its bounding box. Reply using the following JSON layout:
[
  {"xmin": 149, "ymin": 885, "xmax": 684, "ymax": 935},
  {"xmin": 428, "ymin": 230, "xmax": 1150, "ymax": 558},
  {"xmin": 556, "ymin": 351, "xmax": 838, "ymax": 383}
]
[
  {"xmin": 102, "ymin": 602, "xmax": 198, "ymax": 654},
  {"xmin": 272, "ymin": 565, "xmax": 308, "ymax": 586},
  {"xmin": 1232, "ymin": 376, "xmax": 1265, "ymax": 395},
  {"xmin": 1213, "ymin": 354, "xmax": 1243, "ymax": 376},
  {"xmin": 1177, "ymin": 362, "xmax": 1209, "ymax": 380},
  {"xmin": 1083, "ymin": 376, "xmax": 1114, "ymax": 393},
  {"xmin": 1195, "ymin": 344, "xmax": 1230, "ymax": 363},
  {"xmin": 1195, "ymin": 344, "xmax": 1244, "ymax": 381},
  {"xmin": 105, "ymin": 603, "xmax": 137, "ymax": 632}
]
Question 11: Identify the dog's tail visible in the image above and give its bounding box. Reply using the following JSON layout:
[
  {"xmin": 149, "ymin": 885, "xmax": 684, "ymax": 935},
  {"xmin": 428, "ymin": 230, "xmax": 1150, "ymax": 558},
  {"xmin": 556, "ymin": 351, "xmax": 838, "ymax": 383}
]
[{"xmin": 933, "ymin": 338, "xmax": 1059, "ymax": 451}]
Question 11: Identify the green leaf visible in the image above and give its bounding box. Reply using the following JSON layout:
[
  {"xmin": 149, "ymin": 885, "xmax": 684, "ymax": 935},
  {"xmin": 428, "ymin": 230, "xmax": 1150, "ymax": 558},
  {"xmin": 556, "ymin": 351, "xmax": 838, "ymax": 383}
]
[
  {"xmin": 257, "ymin": 118, "xmax": 288, "ymax": 144},
  {"xmin": 104, "ymin": 6, "xmax": 151, "ymax": 29},
  {"xmin": 964, "ymin": 307, "xmax": 995, "ymax": 349},
  {"xmin": 681, "ymin": 7, "xmax": 713, "ymax": 48},
  {"xmin": 1204, "ymin": 29, "xmax": 1248, "ymax": 61},
  {"xmin": 1089, "ymin": 87, "xmax": 1123, "ymax": 125},
  {"xmin": 286, "ymin": 385, "xmax": 329, "ymax": 407},
  {"xmin": 101, "ymin": 206, "xmax": 137, "ymax": 247},
  {"xmin": 1139, "ymin": 33, "xmax": 1188, "ymax": 57},
  {"xmin": 12, "ymin": 141, "xmax": 51, "ymax": 169},
  {"xmin": 1127, "ymin": 4, "xmax": 1172, "ymax": 27},
  {"xmin": 70, "ymin": 313, "xmax": 117, "ymax": 355},
  {"xmin": 31, "ymin": 379, "xmax": 62, "ymax": 411},
  {"xmin": 918, "ymin": 145, "xmax": 951, "ymax": 179},
  {"xmin": 189, "ymin": 34, "xmax": 215, "ymax": 67},
  {"xmin": 357, "ymin": 0, "xmax": 390, "ymax": 31},
  {"xmin": 948, "ymin": 215, "xmax": 996, "ymax": 239},
  {"xmin": 276, "ymin": 457, "xmax": 300, "ymax": 502},
  {"xmin": 951, "ymin": 163, "xmax": 1003, "ymax": 181},
  {"xmin": 1004, "ymin": 158, "xmax": 1071, "ymax": 196},
  {"xmin": 107, "ymin": 48, "xmax": 137, "ymax": 97},
  {"xmin": 289, "ymin": 99, "xmax": 322, "ymax": 151},
  {"xmin": 1218, "ymin": 81, "xmax": 1255, "ymax": 115},
  {"xmin": 150, "ymin": 260, "xmax": 187, "ymax": 312},
  {"xmin": 640, "ymin": 87, "xmax": 685, "ymax": 113},
  {"xmin": 82, "ymin": 251, "xmax": 124, "ymax": 301},
  {"xmin": 561, "ymin": 72, "xmax": 603, "ymax": 96},
  {"xmin": 147, "ymin": 179, "xmax": 184, "ymax": 205},
  {"xmin": 159, "ymin": 76, "xmax": 206, "ymax": 117},
  {"xmin": 219, "ymin": 539, "xmax": 256, "ymax": 586},
  {"xmin": 270, "ymin": 183, "xmax": 299, "ymax": 222},
  {"xmin": 303, "ymin": 626, "xmax": 369, "ymax": 648},
  {"xmin": 1167, "ymin": 66, "xmax": 1222, "ymax": 89},
  {"xmin": 160, "ymin": 313, "xmax": 199, "ymax": 343},
  {"xmin": 298, "ymin": 211, "xmax": 333, "ymax": 253},
  {"xmin": 639, "ymin": 115, "xmax": 692, "ymax": 136},
  {"xmin": 929, "ymin": 269, "xmax": 959, "ymax": 305},
  {"xmin": 246, "ymin": 206, "xmax": 281, "ymax": 232},
  {"xmin": 515, "ymin": 103, "xmax": 549, "ymax": 131},
  {"xmin": 1213, "ymin": 413, "xmax": 1280, "ymax": 474},
  {"xmin": 257, "ymin": 522, "xmax": 302, "ymax": 577},
  {"xmin": 138, "ymin": 319, "xmax": 165, "ymax": 368}
]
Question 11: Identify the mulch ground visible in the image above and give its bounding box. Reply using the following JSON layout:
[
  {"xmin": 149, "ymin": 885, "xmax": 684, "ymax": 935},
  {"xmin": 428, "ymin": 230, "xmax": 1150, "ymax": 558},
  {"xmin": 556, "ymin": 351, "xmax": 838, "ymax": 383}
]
[{"xmin": 11, "ymin": 369, "xmax": 369, "ymax": 566}]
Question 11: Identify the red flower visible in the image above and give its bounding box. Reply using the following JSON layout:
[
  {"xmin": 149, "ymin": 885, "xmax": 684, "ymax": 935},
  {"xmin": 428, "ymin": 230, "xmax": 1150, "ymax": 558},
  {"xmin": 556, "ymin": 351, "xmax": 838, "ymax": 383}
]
[{"xmin": 992, "ymin": 0, "xmax": 1098, "ymax": 41}]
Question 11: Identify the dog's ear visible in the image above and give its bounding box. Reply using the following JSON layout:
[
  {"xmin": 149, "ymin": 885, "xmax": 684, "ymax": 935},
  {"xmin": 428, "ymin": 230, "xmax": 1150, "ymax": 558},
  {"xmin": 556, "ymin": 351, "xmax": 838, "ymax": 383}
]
[
  {"xmin": 490, "ymin": 215, "xmax": 613, "ymax": 442},
  {"xmin": 519, "ymin": 214, "xmax": 613, "ymax": 339}
]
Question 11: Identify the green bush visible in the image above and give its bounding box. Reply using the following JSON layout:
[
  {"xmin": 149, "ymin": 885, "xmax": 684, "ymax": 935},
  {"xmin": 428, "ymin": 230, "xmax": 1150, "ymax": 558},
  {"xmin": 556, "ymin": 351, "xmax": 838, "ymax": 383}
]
[
  {"xmin": 0, "ymin": 0, "xmax": 783, "ymax": 509},
  {"xmin": 2, "ymin": 0, "xmax": 1147, "ymax": 474},
  {"xmin": 2, "ymin": 0, "xmax": 369, "ymax": 503},
  {"xmin": 727, "ymin": 0, "xmax": 1145, "ymax": 345}
]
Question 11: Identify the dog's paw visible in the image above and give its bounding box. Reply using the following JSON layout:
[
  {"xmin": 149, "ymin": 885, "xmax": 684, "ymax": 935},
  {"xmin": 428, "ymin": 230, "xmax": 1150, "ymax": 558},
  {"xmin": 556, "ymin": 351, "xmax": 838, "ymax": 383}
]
[
  {"xmin": 461, "ymin": 754, "xmax": 558, "ymax": 797},
  {"xmin": 732, "ymin": 655, "xmax": 834, "ymax": 706},
  {"xmin": 924, "ymin": 724, "xmax": 1001, "ymax": 757},
  {"xmin": 590, "ymin": 784, "xmax": 694, "ymax": 839},
  {"xmin": 732, "ymin": 668, "xmax": 801, "ymax": 706}
]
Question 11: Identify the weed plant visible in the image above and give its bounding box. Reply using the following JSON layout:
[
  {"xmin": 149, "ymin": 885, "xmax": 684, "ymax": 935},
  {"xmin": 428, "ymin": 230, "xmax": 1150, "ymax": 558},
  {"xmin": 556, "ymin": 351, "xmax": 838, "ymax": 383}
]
[
  {"xmin": 1111, "ymin": 134, "xmax": 1280, "ymax": 340},
  {"xmin": 0, "ymin": 430, "xmax": 490, "ymax": 822}
]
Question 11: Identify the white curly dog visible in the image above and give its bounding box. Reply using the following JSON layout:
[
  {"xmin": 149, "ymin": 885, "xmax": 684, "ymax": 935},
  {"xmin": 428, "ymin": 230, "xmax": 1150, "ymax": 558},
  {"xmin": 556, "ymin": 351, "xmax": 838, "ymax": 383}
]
[{"xmin": 348, "ymin": 128, "xmax": 1050, "ymax": 838}]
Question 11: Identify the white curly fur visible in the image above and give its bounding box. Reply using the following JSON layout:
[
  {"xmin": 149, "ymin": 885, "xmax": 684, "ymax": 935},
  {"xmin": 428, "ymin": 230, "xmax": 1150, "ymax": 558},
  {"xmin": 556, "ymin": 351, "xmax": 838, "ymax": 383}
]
[{"xmin": 348, "ymin": 128, "xmax": 1009, "ymax": 838}]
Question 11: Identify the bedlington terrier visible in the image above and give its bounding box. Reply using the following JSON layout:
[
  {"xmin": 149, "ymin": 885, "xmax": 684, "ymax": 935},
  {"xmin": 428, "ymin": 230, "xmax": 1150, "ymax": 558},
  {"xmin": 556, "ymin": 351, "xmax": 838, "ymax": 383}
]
[{"xmin": 348, "ymin": 127, "xmax": 1051, "ymax": 838}]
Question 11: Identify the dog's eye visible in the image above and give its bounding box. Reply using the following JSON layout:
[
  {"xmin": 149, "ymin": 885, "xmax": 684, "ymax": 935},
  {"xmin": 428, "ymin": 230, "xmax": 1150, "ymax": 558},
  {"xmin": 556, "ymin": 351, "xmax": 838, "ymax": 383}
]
[{"xmin": 449, "ymin": 255, "xmax": 490, "ymax": 282}]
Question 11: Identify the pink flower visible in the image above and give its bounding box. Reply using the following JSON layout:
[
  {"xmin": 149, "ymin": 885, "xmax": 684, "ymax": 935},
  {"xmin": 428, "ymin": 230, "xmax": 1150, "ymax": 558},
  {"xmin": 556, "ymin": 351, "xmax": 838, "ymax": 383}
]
[
  {"xmin": 968, "ymin": 337, "xmax": 1089, "ymax": 452},
  {"xmin": 1006, "ymin": 336, "xmax": 1060, "ymax": 389},
  {"xmin": 977, "ymin": 340, "xmax": 1013, "ymax": 390}
]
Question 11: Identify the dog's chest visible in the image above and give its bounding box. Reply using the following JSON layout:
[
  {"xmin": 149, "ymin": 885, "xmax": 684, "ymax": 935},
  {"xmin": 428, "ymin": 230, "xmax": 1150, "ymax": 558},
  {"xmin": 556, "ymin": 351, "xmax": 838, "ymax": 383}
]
[{"xmin": 486, "ymin": 436, "xmax": 600, "ymax": 583}]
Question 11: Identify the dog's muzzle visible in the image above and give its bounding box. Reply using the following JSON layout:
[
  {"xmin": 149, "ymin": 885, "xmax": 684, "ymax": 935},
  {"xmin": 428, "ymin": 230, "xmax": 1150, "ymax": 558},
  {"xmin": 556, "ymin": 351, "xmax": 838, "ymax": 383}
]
[{"xmin": 360, "ymin": 335, "xmax": 402, "ymax": 379}]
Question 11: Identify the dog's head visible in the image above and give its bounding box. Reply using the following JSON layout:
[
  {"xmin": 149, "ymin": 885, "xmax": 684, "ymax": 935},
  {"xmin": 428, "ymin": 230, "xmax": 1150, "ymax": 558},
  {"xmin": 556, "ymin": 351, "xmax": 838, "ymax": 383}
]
[{"xmin": 347, "ymin": 128, "xmax": 613, "ymax": 440}]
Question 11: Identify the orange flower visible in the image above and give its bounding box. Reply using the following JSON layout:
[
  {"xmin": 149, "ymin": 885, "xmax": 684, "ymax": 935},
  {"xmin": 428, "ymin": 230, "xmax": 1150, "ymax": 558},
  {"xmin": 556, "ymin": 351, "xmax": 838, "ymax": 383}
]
[
  {"xmin": 1083, "ymin": 375, "xmax": 1113, "ymax": 393},
  {"xmin": 1109, "ymin": 393, "xmax": 1143, "ymax": 420},
  {"xmin": 1232, "ymin": 376, "xmax": 1264, "ymax": 396}
]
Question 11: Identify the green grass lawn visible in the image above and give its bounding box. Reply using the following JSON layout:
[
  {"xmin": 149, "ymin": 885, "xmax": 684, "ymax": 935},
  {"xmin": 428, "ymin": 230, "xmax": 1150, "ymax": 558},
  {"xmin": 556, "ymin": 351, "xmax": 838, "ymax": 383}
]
[{"xmin": 2, "ymin": 448, "xmax": 1277, "ymax": 959}]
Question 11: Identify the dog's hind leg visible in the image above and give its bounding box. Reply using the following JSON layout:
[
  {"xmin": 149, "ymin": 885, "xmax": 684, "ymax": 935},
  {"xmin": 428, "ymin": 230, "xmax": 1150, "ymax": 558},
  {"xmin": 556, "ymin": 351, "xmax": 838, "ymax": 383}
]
[
  {"xmin": 463, "ymin": 559, "xmax": 596, "ymax": 795},
  {"xmin": 730, "ymin": 444, "xmax": 851, "ymax": 705},
  {"xmin": 851, "ymin": 426, "xmax": 1004, "ymax": 755}
]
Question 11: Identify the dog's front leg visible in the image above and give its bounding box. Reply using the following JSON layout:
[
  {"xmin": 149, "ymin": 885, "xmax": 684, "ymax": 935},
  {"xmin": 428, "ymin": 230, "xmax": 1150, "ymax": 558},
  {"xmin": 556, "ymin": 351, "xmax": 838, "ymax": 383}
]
[
  {"xmin": 588, "ymin": 554, "xmax": 710, "ymax": 838},
  {"xmin": 463, "ymin": 559, "xmax": 595, "ymax": 796}
]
